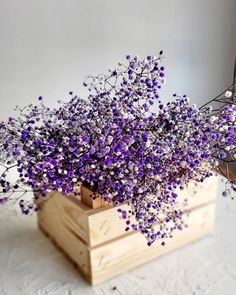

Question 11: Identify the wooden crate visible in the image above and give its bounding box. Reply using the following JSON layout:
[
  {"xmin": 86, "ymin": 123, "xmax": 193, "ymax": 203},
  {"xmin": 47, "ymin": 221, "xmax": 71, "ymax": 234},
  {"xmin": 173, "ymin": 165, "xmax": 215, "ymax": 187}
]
[{"xmin": 38, "ymin": 175, "xmax": 218, "ymax": 285}]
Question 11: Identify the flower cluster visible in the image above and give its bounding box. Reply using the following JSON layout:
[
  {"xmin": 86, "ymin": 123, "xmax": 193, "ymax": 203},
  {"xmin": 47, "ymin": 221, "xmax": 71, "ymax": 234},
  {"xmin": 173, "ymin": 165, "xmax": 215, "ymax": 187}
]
[{"xmin": 0, "ymin": 52, "xmax": 235, "ymax": 246}]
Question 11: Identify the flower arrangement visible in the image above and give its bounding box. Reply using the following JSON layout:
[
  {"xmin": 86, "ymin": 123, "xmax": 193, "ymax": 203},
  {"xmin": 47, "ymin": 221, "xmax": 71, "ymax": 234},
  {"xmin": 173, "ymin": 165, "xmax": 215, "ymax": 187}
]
[{"xmin": 0, "ymin": 52, "xmax": 235, "ymax": 246}]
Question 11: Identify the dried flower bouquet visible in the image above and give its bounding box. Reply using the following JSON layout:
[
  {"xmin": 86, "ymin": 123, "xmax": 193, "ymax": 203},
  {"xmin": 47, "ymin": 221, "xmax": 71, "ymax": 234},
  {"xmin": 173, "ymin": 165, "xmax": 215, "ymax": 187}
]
[{"xmin": 0, "ymin": 52, "xmax": 235, "ymax": 247}]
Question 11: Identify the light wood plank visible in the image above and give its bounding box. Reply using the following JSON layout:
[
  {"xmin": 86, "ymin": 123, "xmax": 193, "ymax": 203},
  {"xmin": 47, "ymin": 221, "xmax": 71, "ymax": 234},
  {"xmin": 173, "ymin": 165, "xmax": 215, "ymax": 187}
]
[
  {"xmin": 38, "ymin": 195, "xmax": 91, "ymax": 277},
  {"xmin": 89, "ymin": 203, "xmax": 215, "ymax": 284},
  {"xmin": 39, "ymin": 199, "xmax": 215, "ymax": 285},
  {"xmin": 39, "ymin": 175, "xmax": 218, "ymax": 247},
  {"xmin": 87, "ymin": 175, "xmax": 218, "ymax": 246},
  {"xmin": 38, "ymin": 176, "xmax": 218, "ymax": 285},
  {"xmin": 81, "ymin": 185, "xmax": 108, "ymax": 209}
]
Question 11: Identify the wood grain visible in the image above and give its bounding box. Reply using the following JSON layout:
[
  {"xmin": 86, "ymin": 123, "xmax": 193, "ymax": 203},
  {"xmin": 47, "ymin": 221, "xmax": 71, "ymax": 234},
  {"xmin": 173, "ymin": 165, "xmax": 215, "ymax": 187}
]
[
  {"xmin": 85, "ymin": 175, "xmax": 218, "ymax": 246},
  {"xmin": 90, "ymin": 203, "xmax": 215, "ymax": 284},
  {"xmin": 38, "ymin": 176, "xmax": 218, "ymax": 284},
  {"xmin": 81, "ymin": 185, "xmax": 108, "ymax": 209}
]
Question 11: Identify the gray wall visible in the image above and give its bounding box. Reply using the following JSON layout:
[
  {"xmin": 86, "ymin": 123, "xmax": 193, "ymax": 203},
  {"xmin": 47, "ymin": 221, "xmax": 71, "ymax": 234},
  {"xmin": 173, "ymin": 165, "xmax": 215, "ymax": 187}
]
[{"xmin": 0, "ymin": 0, "xmax": 235, "ymax": 120}]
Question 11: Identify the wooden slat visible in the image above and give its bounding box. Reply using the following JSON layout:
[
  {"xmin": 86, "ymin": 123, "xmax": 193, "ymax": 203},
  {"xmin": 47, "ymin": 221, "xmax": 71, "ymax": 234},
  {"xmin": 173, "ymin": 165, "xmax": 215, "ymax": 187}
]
[
  {"xmin": 38, "ymin": 195, "xmax": 91, "ymax": 277},
  {"xmin": 39, "ymin": 175, "xmax": 218, "ymax": 247},
  {"xmin": 86, "ymin": 175, "xmax": 218, "ymax": 246},
  {"xmin": 38, "ymin": 176, "xmax": 218, "ymax": 284},
  {"xmin": 38, "ymin": 198, "xmax": 215, "ymax": 285},
  {"xmin": 89, "ymin": 203, "xmax": 215, "ymax": 284},
  {"xmin": 81, "ymin": 185, "xmax": 108, "ymax": 209},
  {"xmin": 54, "ymin": 193, "xmax": 91, "ymax": 244}
]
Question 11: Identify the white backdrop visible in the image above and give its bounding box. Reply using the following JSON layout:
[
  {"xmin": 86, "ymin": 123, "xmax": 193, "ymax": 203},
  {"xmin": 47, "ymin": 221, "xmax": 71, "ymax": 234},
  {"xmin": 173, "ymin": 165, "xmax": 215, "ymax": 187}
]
[{"xmin": 0, "ymin": 0, "xmax": 235, "ymax": 120}]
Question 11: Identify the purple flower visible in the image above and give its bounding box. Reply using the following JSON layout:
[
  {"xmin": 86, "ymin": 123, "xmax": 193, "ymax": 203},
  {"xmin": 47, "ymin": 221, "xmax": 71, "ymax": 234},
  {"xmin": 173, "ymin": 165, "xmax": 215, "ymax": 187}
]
[
  {"xmin": 104, "ymin": 156, "xmax": 112, "ymax": 167},
  {"xmin": 82, "ymin": 135, "xmax": 89, "ymax": 143},
  {"xmin": 0, "ymin": 53, "xmax": 235, "ymax": 247}
]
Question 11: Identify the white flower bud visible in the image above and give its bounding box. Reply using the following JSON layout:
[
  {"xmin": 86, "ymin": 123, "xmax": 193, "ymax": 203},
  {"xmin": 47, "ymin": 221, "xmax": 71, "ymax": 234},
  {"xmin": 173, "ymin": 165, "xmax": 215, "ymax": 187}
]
[
  {"xmin": 146, "ymin": 140, "xmax": 151, "ymax": 148},
  {"xmin": 211, "ymin": 116, "xmax": 217, "ymax": 122},
  {"xmin": 225, "ymin": 90, "xmax": 232, "ymax": 98}
]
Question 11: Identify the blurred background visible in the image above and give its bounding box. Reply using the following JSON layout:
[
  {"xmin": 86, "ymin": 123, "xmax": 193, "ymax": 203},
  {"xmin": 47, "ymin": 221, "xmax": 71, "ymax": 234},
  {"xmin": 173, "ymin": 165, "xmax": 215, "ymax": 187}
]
[{"xmin": 0, "ymin": 0, "xmax": 235, "ymax": 120}]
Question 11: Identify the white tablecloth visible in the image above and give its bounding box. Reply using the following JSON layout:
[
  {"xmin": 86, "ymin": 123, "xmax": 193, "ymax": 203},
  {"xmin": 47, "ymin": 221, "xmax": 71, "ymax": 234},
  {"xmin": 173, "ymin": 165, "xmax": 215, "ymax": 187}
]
[{"xmin": 0, "ymin": 180, "xmax": 236, "ymax": 295}]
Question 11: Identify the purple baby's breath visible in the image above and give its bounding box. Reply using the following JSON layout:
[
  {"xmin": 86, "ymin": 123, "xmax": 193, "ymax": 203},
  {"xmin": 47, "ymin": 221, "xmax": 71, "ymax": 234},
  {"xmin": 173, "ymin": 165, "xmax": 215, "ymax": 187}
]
[{"xmin": 0, "ymin": 53, "xmax": 235, "ymax": 246}]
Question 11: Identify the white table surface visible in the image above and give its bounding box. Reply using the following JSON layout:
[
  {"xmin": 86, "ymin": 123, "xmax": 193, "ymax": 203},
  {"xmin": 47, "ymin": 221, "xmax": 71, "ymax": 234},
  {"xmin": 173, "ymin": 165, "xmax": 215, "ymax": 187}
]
[{"xmin": 0, "ymin": 180, "xmax": 236, "ymax": 295}]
